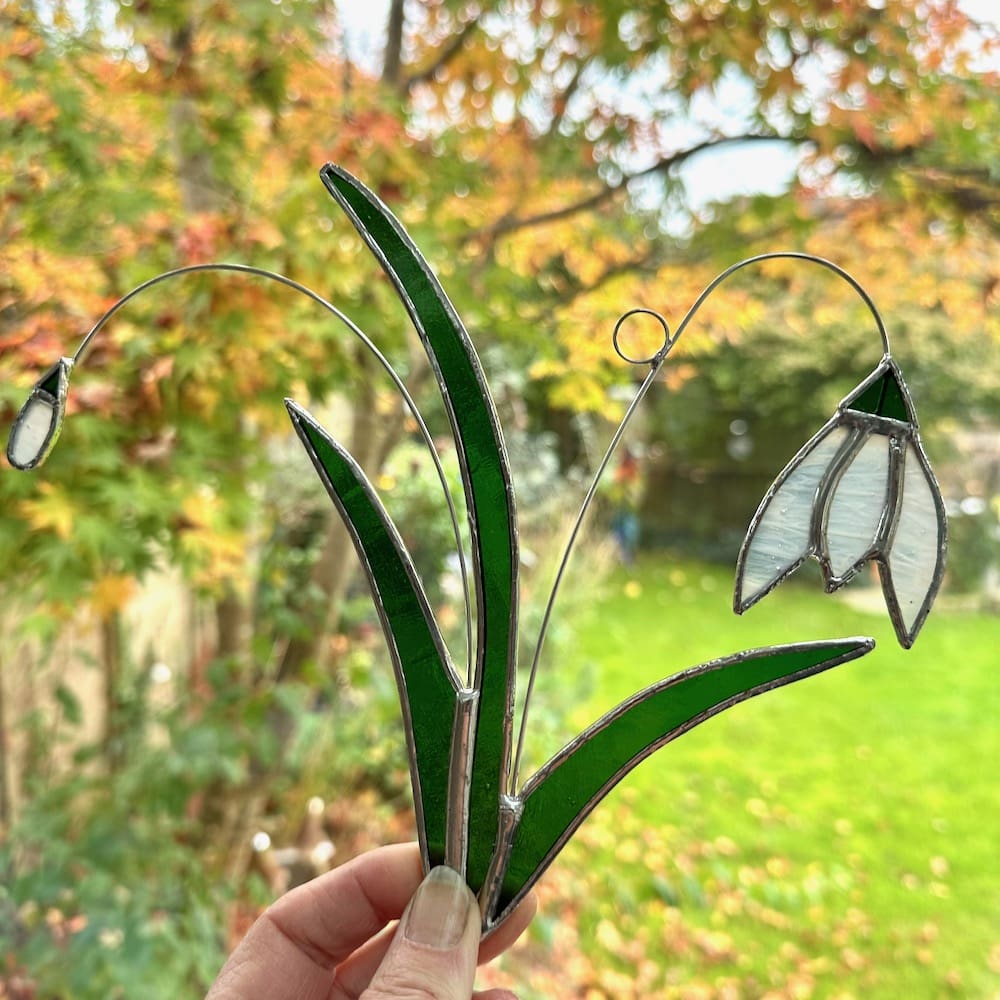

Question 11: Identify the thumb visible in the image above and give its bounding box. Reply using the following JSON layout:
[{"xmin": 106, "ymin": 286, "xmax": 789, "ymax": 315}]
[{"xmin": 362, "ymin": 865, "xmax": 481, "ymax": 1000}]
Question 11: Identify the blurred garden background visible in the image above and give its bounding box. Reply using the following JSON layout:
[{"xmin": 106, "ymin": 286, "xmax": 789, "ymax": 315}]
[{"xmin": 0, "ymin": 0, "xmax": 997, "ymax": 996}]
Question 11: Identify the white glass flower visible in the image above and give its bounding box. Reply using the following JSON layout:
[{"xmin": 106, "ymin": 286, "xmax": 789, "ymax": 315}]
[{"xmin": 734, "ymin": 357, "xmax": 947, "ymax": 648}]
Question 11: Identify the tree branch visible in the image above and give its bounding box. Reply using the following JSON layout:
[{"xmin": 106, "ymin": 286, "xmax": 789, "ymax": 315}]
[
  {"xmin": 915, "ymin": 166, "xmax": 1000, "ymax": 227},
  {"xmin": 403, "ymin": 11, "xmax": 482, "ymax": 92},
  {"xmin": 545, "ymin": 60, "xmax": 587, "ymax": 139},
  {"xmin": 468, "ymin": 134, "xmax": 801, "ymax": 246},
  {"xmin": 523, "ymin": 247, "xmax": 661, "ymax": 323}
]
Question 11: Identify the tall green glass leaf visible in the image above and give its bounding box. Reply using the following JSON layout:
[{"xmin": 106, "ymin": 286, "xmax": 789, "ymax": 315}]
[
  {"xmin": 287, "ymin": 400, "xmax": 459, "ymax": 868},
  {"xmin": 319, "ymin": 164, "xmax": 519, "ymax": 890},
  {"xmin": 492, "ymin": 638, "xmax": 874, "ymax": 924}
]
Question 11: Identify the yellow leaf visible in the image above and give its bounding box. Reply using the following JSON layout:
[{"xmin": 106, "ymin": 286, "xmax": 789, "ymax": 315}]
[
  {"xmin": 90, "ymin": 574, "xmax": 136, "ymax": 617},
  {"xmin": 18, "ymin": 483, "xmax": 75, "ymax": 540},
  {"xmin": 192, "ymin": 530, "xmax": 248, "ymax": 590},
  {"xmin": 181, "ymin": 489, "xmax": 220, "ymax": 528},
  {"xmin": 527, "ymin": 358, "xmax": 565, "ymax": 380},
  {"xmin": 549, "ymin": 374, "xmax": 612, "ymax": 414}
]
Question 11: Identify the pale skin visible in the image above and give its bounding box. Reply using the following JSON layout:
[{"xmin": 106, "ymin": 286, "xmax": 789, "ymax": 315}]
[{"xmin": 206, "ymin": 844, "xmax": 536, "ymax": 1000}]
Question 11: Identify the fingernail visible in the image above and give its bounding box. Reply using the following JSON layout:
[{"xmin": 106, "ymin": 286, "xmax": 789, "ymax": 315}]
[{"xmin": 402, "ymin": 866, "xmax": 472, "ymax": 949}]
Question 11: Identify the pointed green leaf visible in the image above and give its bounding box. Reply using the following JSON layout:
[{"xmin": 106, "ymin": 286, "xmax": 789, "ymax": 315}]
[
  {"xmin": 492, "ymin": 638, "xmax": 874, "ymax": 923},
  {"xmin": 320, "ymin": 164, "xmax": 519, "ymax": 890},
  {"xmin": 287, "ymin": 400, "xmax": 459, "ymax": 868}
]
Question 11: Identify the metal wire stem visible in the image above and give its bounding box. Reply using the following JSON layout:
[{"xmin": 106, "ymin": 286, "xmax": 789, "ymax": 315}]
[
  {"xmin": 68, "ymin": 262, "xmax": 474, "ymax": 674},
  {"xmin": 509, "ymin": 251, "xmax": 892, "ymax": 794},
  {"xmin": 669, "ymin": 252, "xmax": 891, "ymax": 355}
]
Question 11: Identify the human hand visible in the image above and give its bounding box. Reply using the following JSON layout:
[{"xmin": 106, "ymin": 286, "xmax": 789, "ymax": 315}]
[{"xmin": 206, "ymin": 843, "xmax": 535, "ymax": 1000}]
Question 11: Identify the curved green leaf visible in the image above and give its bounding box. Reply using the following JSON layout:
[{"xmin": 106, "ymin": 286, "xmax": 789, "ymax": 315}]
[
  {"xmin": 491, "ymin": 637, "xmax": 874, "ymax": 925},
  {"xmin": 286, "ymin": 400, "xmax": 459, "ymax": 869},
  {"xmin": 319, "ymin": 164, "xmax": 519, "ymax": 889}
]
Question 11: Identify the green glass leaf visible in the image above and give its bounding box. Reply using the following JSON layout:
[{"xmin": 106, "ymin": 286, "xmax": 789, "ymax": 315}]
[
  {"xmin": 286, "ymin": 400, "xmax": 459, "ymax": 868},
  {"xmin": 492, "ymin": 638, "xmax": 874, "ymax": 923},
  {"xmin": 320, "ymin": 164, "xmax": 519, "ymax": 891}
]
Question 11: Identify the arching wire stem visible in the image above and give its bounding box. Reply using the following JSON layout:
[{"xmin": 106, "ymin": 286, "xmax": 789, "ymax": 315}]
[
  {"xmin": 509, "ymin": 251, "xmax": 892, "ymax": 793},
  {"xmin": 68, "ymin": 262, "xmax": 475, "ymax": 677}
]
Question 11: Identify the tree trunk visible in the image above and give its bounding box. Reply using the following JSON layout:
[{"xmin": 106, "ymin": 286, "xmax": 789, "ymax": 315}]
[
  {"xmin": 170, "ymin": 19, "xmax": 254, "ymax": 671},
  {"xmin": 383, "ymin": 0, "xmax": 405, "ymax": 88},
  {"xmin": 170, "ymin": 22, "xmax": 218, "ymax": 216},
  {"xmin": 275, "ymin": 367, "xmax": 390, "ymax": 683},
  {"xmin": 217, "ymin": 364, "xmax": 408, "ymax": 875},
  {"xmin": 216, "ymin": 585, "xmax": 250, "ymax": 664},
  {"xmin": 100, "ymin": 612, "xmax": 124, "ymax": 770},
  {"xmin": 0, "ymin": 650, "xmax": 11, "ymax": 831}
]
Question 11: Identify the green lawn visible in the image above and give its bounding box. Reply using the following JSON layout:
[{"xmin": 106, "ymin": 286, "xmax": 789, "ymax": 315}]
[{"xmin": 482, "ymin": 557, "xmax": 999, "ymax": 999}]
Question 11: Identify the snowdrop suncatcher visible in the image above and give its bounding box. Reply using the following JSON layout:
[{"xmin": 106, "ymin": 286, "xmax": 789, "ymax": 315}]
[
  {"xmin": 6, "ymin": 164, "xmax": 947, "ymax": 936},
  {"xmin": 734, "ymin": 355, "xmax": 947, "ymax": 648}
]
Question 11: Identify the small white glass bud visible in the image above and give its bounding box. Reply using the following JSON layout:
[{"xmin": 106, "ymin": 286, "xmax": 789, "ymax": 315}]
[{"xmin": 7, "ymin": 357, "xmax": 74, "ymax": 471}]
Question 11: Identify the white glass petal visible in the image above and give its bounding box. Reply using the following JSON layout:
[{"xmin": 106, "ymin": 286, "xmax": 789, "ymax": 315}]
[
  {"xmin": 887, "ymin": 444, "xmax": 944, "ymax": 638},
  {"xmin": 8, "ymin": 397, "xmax": 57, "ymax": 469},
  {"xmin": 737, "ymin": 425, "xmax": 849, "ymax": 608},
  {"xmin": 824, "ymin": 433, "xmax": 890, "ymax": 579}
]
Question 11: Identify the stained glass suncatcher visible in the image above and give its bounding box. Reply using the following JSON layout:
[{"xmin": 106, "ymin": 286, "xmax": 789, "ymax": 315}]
[{"xmin": 5, "ymin": 164, "xmax": 947, "ymax": 936}]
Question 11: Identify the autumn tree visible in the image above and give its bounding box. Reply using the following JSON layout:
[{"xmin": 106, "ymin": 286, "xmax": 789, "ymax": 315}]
[
  {"xmin": 3, "ymin": 0, "xmax": 995, "ymax": 661},
  {"xmin": 0, "ymin": 1, "xmax": 997, "ymax": 993}
]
